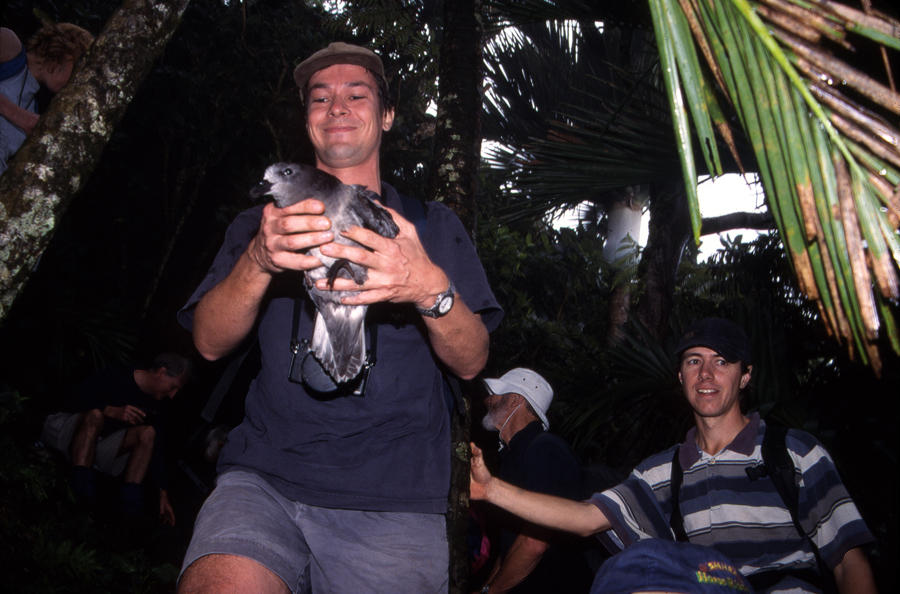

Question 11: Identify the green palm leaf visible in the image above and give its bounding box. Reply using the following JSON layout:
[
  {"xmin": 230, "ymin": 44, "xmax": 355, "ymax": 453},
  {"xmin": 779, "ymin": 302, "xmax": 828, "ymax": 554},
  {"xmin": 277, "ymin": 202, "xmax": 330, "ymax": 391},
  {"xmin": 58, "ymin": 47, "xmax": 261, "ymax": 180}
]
[{"xmin": 659, "ymin": 0, "xmax": 900, "ymax": 373}]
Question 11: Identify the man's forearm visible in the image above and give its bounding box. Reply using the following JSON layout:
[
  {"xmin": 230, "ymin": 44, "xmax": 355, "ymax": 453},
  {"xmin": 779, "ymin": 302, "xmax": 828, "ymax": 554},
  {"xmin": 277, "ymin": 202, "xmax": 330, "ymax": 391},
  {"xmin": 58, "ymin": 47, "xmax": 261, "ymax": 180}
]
[
  {"xmin": 404, "ymin": 255, "xmax": 488, "ymax": 379},
  {"xmin": 423, "ymin": 299, "xmax": 488, "ymax": 379},
  {"xmin": 193, "ymin": 249, "xmax": 273, "ymax": 360},
  {"xmin": 0, "ymin": 93, "xmax": 38, "ymax": 133},
  {"xmin": 484, "ymin": 477, "xmax": 609, "ymax": 538},
  {"xmin": 483, "ymin": 534, "xmax": 548, "ymax": 593}
]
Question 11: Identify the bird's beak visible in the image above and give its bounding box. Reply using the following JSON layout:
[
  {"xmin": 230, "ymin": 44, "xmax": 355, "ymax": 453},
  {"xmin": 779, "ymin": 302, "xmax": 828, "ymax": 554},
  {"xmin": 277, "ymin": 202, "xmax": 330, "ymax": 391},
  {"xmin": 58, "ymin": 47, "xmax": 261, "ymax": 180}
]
[{"xmin": 249, "ymin": 180, "xmax": 273, "ymax": 200}]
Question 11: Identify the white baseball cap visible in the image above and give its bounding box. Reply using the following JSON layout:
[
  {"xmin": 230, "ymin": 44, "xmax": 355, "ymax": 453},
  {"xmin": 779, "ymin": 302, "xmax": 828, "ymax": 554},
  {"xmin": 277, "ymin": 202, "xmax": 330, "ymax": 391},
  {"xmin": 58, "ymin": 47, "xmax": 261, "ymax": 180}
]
[{"xmin": 483, "ymin": 368, "xmax": 553, "ymax": 430}]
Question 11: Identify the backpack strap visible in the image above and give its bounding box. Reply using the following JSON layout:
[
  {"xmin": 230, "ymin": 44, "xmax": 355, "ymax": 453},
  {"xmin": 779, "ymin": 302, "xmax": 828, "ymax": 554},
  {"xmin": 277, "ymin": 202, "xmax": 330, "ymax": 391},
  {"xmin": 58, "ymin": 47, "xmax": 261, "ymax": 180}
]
[
  {"xmin": 669, "ymin": 446, "xmax": 689, "ymax": 542},
  {"xmin": 761, "ymin": 423, "xmax": 800, "ymax": 528},
  {"xmin": 760, "ymin": 422, "xmax": 835, "ymax": 593}
]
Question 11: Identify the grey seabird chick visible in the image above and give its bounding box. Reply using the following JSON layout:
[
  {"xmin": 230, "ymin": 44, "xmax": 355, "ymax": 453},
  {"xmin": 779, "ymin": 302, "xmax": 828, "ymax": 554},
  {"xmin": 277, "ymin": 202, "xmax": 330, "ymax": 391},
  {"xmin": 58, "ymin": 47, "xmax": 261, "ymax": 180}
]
[{"xmin": 250, "ymin": 162, "xmax": 399, "ymax": 384}]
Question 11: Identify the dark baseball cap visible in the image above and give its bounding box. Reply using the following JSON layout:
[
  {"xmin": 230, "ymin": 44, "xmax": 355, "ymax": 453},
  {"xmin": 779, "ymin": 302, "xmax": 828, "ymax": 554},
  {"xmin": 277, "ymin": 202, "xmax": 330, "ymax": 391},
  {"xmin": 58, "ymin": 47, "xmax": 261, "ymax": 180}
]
[
  {"xmin": 675, "ymin": 317, "xmax": 751, "ymax": 364},
  {"xmin": 591, "ymin": 539, "xmax": 752, "ymax": 593},
  {"xmin": 293, "ymin": 42, "xmax": 386, "ymax": 99}
]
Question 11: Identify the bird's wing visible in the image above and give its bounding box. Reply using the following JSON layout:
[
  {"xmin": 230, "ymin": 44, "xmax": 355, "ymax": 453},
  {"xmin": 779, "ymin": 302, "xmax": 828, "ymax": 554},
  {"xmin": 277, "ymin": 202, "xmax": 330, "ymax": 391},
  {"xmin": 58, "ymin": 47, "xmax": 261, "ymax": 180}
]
[{"xmin": 350, "ymin": 187, "xmax": 400, "ymax": 238}]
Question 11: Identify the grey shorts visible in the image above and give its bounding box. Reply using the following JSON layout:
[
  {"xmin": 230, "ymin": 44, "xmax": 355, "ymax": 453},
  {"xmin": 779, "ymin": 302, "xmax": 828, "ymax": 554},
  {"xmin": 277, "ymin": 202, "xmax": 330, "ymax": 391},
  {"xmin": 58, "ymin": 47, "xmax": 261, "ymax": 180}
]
[
  {"xmin": 181, "ymin": 470, "xmax": 449, "ymax": 594},
  {"xmin": 41, "ymin": 412, "xmax": 130, "ymax": 476}
]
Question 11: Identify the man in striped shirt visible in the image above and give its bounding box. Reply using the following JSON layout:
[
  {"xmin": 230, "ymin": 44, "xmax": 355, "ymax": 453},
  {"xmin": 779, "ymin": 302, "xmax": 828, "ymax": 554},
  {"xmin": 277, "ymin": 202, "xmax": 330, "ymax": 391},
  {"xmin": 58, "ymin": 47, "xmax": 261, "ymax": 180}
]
[{"xmin": 471, "ymin": 318, "xmax": 877, "ymax": 593}]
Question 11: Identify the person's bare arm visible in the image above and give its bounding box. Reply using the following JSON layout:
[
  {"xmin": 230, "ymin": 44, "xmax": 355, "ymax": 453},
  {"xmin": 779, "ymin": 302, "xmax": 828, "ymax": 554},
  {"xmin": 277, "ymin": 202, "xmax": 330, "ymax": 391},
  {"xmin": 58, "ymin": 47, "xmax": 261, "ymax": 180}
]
[
  {"xmin": 0, "ymin": 29, "xmax": 39, "ymax": 134},
  {"xmin": 193, "ymin": 199, "xmax": 332, "ymax": 360},
  {"xmin": 103, "ymin": 404, "xmax": 146, "ymax": 425},
  {"xmin": 419, "ymin": 296, "xmax": 488, "ymax": 380},
  {"xmin": 470, "ymin": 443, "xmax": 609, "ymax": 538},
  {"xmin": 317, "ymin": 206, "xmax": 488, "ymax": 379},
  {"xmin": 0, "ymin": 94, "xmax": 38, "ymax": 134},
  {"xmin": 159, "ymin": 488, "xmax": 175, "ymax": 526},
  {"xmin": 480, "ymin": 533, "xmax": 549, "ymax": 593},
  {"xmin": 833, "ymin": 547, "xmax": 877, "ymax": 594}
]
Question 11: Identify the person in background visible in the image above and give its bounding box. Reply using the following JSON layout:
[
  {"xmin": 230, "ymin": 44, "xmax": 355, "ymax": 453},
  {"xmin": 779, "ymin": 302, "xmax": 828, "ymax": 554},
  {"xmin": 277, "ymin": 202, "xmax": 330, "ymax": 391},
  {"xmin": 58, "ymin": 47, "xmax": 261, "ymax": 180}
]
[
  {"xmin": 42, "ymin": 352, "xmax": 191, "ymax": 525},
  {"xmin": 471, "ymin": 318, "xmax": 877, "ymax": 593},
  {"xmin": 0, "ymin": 22, "xmax": 94, "ymax": 175},
  {"xmin": 475, "ymin": 367, "xmax": 591, "ymax": 594}
]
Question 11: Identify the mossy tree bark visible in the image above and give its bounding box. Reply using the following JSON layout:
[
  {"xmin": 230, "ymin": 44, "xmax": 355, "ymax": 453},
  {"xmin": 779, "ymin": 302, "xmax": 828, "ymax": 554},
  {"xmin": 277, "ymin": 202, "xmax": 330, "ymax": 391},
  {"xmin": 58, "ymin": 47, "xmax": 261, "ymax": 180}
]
[
  {"xmin": 428, "ymin": 1, "xmax": 483, "ymax": 593},
  {"xmin": 0, "ymin": 0, "xmax": 191, "ymax": 320},
  {"xmin": 428, "ymin": 0, "xmax": 483, "ymax": 234}
]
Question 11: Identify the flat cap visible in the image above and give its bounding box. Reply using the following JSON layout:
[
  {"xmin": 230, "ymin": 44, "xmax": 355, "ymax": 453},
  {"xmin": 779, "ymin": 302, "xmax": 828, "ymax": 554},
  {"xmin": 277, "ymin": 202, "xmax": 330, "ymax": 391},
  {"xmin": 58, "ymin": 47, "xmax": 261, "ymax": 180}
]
[{"xmin": 293, "ymin": 42, "xmax": 386, "ymax": 98}]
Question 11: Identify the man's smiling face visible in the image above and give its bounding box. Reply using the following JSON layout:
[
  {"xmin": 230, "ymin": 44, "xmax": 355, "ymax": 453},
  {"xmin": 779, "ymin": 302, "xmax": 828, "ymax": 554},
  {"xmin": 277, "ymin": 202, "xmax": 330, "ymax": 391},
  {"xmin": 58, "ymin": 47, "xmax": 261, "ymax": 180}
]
[
  {"xmin": 305, "ymin": 63, "xmax": 394, "ymax": 176},
  {"xmin": 678, "ymin": 346, "xmax": 750, "ymax": 421}
]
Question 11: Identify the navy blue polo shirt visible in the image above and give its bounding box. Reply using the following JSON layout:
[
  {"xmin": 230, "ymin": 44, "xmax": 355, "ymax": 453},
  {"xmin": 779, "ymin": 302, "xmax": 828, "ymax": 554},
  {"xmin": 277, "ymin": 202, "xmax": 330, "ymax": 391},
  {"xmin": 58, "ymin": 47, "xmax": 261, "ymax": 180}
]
[{"xmin": 179, "ymin": 182, "xmax": 502, "ymax": 513}]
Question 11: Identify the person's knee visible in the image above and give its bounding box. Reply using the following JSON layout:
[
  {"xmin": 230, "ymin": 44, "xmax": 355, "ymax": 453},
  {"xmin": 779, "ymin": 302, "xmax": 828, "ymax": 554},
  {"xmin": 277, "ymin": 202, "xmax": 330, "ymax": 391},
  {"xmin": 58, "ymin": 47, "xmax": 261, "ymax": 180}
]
[
  {"xmin": 70, "ymin": 410, "xmax": 104, "ymax": 466},
  {"xmin": 179, "ymin": 554, "xmax": 289, "ymax": 594},
  {"xmin": 133, "ymin": 424, "xmax": 156, "ymax": 450},
  {"xmin": 78, "ymin": 409, "xmax": 104, "ymax": 435}
]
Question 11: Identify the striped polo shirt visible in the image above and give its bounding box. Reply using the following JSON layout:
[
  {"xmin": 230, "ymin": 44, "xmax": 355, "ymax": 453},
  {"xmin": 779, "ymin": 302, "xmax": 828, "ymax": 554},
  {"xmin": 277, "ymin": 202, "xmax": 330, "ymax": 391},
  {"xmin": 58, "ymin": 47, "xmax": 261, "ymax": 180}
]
[{"xmin": 591, "ymin": 413, "xmax": 873, "ymax": 586}]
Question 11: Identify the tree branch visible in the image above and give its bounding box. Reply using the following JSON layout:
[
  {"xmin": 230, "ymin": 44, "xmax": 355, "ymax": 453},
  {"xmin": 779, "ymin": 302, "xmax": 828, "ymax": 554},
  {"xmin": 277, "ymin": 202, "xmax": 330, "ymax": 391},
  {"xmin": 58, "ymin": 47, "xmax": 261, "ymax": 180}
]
[{"xmin": 701, "ymin": 211, "xmax": 775, "ymax": 235}]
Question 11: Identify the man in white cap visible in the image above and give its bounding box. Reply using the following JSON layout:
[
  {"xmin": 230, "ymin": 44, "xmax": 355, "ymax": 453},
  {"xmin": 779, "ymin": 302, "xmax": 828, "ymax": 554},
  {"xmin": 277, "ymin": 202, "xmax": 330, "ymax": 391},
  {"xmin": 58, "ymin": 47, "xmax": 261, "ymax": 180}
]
[{"xmin": 476, "ymin": 368, "xmax": 589, "ymax": 594}]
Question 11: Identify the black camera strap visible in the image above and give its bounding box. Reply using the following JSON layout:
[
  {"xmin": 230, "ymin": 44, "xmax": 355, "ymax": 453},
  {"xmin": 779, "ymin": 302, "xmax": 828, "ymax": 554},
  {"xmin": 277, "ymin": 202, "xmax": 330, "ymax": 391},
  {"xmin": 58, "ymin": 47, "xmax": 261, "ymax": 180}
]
[{"xmin": 289, "ymin": 297, "xmax": 378, "ymax": 388}]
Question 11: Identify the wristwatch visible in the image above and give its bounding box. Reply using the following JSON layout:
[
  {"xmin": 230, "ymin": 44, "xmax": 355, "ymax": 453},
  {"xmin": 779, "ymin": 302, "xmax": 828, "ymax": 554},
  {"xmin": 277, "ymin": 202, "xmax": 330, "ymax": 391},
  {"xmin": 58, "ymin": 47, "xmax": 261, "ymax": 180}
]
[
  {"xmin": 417, "ymin": 281, "xmax": 455, "ymax": 318},
  {"xmin": 480, "ymin": 585, "xmax": 491, "ymax": 594}
]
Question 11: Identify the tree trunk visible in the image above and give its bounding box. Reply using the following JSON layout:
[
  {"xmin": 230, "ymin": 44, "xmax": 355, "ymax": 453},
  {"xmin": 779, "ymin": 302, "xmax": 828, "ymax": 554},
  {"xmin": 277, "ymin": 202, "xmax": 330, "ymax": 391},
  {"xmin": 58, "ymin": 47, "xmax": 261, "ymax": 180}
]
[
  {"xmin": 635, "ymin": 186, "xmax": 774, "ymax": 341},
  {"xmin": 604, "ymin": 186, "xmax": 647, "ymax": 344},
  {"xmin": 429, "ymin": 1, "xmax": 483, "ymax": 593},
  {"xmin": 428, "ymin": 0, "xmax": 483, "ymax": 233},
  {"xmin": 0, "ymin": 0, "xmax": 191, "ymax": 321},
  {"xmin": 635, "ymin": 182, "xmax": 691, "ymax": 340}
]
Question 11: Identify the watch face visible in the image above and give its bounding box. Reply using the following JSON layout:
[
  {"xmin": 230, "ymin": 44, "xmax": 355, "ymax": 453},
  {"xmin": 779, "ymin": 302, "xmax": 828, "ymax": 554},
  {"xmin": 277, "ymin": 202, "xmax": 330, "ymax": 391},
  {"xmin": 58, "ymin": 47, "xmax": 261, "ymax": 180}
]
[{"xmin": 438, "ymin": 294, "xmax": 453, "ymax": 314}]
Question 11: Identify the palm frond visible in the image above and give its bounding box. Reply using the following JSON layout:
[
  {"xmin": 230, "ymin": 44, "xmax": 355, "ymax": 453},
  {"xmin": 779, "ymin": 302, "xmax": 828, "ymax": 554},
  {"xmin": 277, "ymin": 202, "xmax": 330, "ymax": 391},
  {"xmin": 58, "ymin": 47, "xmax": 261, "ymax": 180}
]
[
  {"xmin": 483, "ymin": 23, "xmax": 688, "ymax": 222},
  {"xmin": 659, "ymin": 0, "xmax": 900, "ymax": 372}
]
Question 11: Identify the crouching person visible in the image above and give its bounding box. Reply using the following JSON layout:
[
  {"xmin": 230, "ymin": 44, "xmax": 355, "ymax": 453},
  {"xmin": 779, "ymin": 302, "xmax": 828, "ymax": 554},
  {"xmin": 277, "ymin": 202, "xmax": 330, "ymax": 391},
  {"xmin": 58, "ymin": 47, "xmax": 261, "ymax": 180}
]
[{"xmin": 42, "ymin": 352, "xmax": 191, "ymax": 524}]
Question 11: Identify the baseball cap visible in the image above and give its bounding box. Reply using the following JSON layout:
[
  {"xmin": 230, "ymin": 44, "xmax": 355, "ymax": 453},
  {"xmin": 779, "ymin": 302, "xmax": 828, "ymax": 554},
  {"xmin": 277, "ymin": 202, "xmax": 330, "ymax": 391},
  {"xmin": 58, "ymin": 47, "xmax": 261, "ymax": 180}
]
[
  {"xmin": 591, "ymin": 539, "xmax": 752, "ymax": 594},
  {"xmin": 483, "ymin": 368, "xmax": 553, "ymax": 430},
  {"xmin": 293, "ymin": 41, "xmax": 386, "ymax": 99},
  {"xmin": 675, "ymin": 317, "xmax": 752, "ymax": 364}
]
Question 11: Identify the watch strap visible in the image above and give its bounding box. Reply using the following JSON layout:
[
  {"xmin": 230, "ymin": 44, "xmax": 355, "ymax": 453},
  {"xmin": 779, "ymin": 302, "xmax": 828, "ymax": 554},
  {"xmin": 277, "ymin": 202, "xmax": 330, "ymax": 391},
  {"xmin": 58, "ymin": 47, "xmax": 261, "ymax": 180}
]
[{"xmin": 416, "ymin": 281, "xmax": 455, "ymax": 318}]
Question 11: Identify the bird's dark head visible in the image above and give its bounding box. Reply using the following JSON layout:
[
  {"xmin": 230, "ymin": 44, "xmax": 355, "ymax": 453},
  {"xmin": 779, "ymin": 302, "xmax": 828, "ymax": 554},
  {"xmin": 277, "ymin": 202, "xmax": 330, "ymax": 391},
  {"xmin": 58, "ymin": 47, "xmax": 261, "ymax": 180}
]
[{"xmin": 250, "ymin": 163, "xmax": 312, "ymax": 207}]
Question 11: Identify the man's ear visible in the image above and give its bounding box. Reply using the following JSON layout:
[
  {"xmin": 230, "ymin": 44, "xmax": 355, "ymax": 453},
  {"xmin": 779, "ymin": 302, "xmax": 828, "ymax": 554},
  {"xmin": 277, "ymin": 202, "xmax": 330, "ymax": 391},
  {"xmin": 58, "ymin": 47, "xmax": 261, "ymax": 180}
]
[
  {"xmin": 740, "ymin": 365, "xmax": 752, "ymax": 388},
  {"xmin": 677, "ymin": 371, "xmax": 683, "ymax": 384},
  {"xmin": 382, "ymin": 107, "xmax": 395, "ymax": 131}
]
